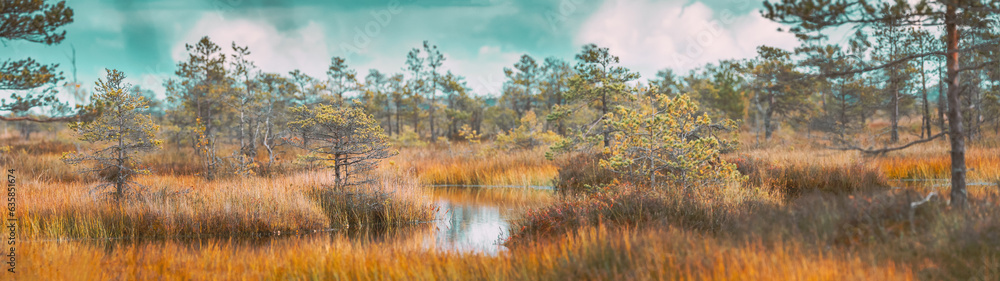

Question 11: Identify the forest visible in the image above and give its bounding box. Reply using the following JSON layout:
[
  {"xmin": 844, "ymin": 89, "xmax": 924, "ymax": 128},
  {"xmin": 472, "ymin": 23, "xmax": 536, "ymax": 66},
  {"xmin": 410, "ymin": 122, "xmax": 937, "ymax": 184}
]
[{"xmin": 2, "ymin": 0, "xmax": 1000, "ymax": 280}]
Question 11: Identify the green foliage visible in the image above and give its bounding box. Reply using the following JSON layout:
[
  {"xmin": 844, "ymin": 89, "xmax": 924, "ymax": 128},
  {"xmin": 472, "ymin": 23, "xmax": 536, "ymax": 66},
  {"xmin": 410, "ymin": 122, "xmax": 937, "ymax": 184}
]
[
  {"xmin": 326, "ymin": 56, "xmax": 357, "ymax": 103},
  {"xmin": 484, "ymin": 105, "xmax": 519, "ymax": 133},
  {"xmin": 493, "ymin": 111, "xmax": 562, "ymax": 151},
  {"xmin": 504, "ymin": 54, "xmax": 540, "ymax": 118},
  {"xmin": 165, "ymin": 36, "xmax": 231, "ymax": 179},
  {"xmin": 288, "ymin": 104, "xmax": 395, "ymax": 187},
  {"xmin": 439, "ymin": 71, "xmax": 483, "ymax": 139},
  {"xmin": 553, "ymin": 44, "xmax": 641, "ymax": 148},
  {"xmin": 742, "ymin": 46, "xmax": 813, "ymax": 140},
  {"xmin": 458, "ymin": 124, "xmax": 482, "ymax": 144},
  {"xmin": 62, "ymin": 69, "xmax": 161, "ymax": 200},
  {"xmin": 0, "ymin": 0, "xmax": 77, "ymax": 122},
  {"xmin": 394, "ymin": 125, "xmax": 427, "ymax": 147},
  {"xmin": 683, "ymin": 62, "xmax": 747, "ymax": 122},
  {"xmin": 602, "ymin": 93, "xmax": 741, "ymax": 190}
]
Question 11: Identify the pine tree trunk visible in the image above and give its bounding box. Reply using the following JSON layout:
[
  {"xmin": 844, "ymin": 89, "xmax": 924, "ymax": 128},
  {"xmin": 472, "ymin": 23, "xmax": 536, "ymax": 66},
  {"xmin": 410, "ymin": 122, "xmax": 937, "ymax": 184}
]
[
  {"xmin": 430, "ymin": 72, "xmax": 437, "ymax": 140},
  {"xmin": 921, "ymin": 52, "xmax": 931, "ymax": 138},
  {"xmin": 386, "ymin": 97, "xmax": 393, "ymax": 136},
  {"xmin": 945, "ymin": 5, "xmax": 968, "ymax": 207},
  {"xmin": 891, "ymin": 88, "xmax": 899, "ymax": 143},
  {"xmin": 764, "ymin": 93, "xmax": 776, "ymax": 140},
  {"xmin": 601, "ymin": 88, "xmax": 610, "ymax": 147}
]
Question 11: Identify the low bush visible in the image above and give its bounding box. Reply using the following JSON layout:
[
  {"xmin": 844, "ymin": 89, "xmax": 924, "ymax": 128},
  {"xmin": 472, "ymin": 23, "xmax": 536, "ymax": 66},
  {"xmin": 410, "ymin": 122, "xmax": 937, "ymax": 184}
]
[
  {"xmin": 551, "ymin": 152, "xmax": 615, "ymax": 194},
  {"xmin": 310, "ymin": 186, "xmax": 433, "ymax": 228},
  {"xmin": 730, "ymin": 155, "xmax": 888, "ymax": 199},
  {"xmin": 507, "ymin": 183, "xmax": 766, "ymax": 246}
]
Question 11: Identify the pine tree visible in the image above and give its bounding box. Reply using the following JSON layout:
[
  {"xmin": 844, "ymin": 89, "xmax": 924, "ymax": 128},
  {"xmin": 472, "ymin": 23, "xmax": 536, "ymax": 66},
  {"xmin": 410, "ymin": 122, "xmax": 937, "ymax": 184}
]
[
  {"xmin": 559, "ymin": 44, "xmax": 640, "ymax": 147},
  {"xmin": 742, "ymin": 46, "xmax": 812, "ymax": 140},
  {"xmin": 603, "ymin": 93, "xmax": 740, "ymax": 190},
  {"xmin": 327, "ymin": 57, "xmax": 357, "ymax": 104},
  {"xmin": 762, "ymin": 0, "xmax": 1000, "ymax": 207},
  {"xmin": 165, "ymin": 36, "xmax": 231, "ymax": 179},
  {"xmin": 62, "ymin": 69, "xmax": 161, "ymax": 201},
  {"xmin": 504, "ymin": 54, "xmax": 540, "ymax": 118},
  {"xmin": 288, "ymin": 104, "xmax": 394, "ymax": 187},
  {"xmin": 1, "ymin": 0, "xmax": 81, "ymax": 123}
]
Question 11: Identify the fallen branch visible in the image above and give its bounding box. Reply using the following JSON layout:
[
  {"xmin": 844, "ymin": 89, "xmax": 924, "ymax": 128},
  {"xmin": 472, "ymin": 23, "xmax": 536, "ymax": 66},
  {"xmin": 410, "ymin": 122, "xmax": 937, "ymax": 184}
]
[
  {"xmin": 830, "ymin": 132, "xmax": 946, "ymax": 156},
  {"xmin": 909, "ymin": 191, "xmax": 939, "ymax": 234}
]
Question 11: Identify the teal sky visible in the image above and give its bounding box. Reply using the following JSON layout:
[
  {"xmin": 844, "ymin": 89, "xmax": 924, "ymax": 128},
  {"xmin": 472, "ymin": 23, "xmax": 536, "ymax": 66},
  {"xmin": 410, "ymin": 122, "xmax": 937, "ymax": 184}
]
[{"xmin": 4, "ymin": 0, "xmax": 799, "ymax": 99}]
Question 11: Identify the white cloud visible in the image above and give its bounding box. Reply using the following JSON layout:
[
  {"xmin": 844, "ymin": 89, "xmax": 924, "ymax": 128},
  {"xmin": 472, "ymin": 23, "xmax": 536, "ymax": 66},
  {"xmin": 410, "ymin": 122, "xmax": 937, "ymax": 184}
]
[
  {"xmin": 172, "ymin": 13, "xmax": 332, "ymax": 78},
  {"xmin": 448, "ymin": 45, "xmax": 522, "ymax": 96},
  {"xmin": 478, "ymin": 45, "xmax": 502, "ymax": 56},
  {"xmin": 575, "ymin": 0, "xmax": 797, "ymax": 79}
]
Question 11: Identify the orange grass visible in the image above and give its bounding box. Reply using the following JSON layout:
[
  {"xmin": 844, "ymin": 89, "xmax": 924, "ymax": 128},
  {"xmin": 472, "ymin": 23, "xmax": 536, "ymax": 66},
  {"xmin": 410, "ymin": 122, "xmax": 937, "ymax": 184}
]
[
  {"xmin": 428, "ymin": 186, "xmax": 555, "ymax": 207},
  {"xmin": 875, "ymin": 144, "xmax": 1000, "ymax": 181},
  {"xmin": 15, "ymin": 171, "xmax": 433, "ymax": 239},
  {"xmin": 392, "ymin": 143, "xmax": 559, "ymax": 186},
  {"xmin": 18, "ymin": 226, "xmax": 914, "ymax": 281},
  {"xmin": 8, "ymin": 128, "xmax": 1000, "ymax": 280}
]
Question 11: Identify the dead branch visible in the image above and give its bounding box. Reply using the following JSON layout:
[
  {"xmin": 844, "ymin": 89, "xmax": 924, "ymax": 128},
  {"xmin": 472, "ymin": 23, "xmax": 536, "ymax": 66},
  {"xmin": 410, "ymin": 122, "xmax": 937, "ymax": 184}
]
[{"xmin": 830, "ymin": 132, "xmax": 946, "ymax": 156}]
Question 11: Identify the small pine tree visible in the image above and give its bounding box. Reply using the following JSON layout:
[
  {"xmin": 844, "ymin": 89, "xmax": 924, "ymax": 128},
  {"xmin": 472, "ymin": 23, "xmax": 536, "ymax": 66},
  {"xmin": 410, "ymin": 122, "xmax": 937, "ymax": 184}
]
[
  {"xmin": 288, "ymin": 103, "xmax": 395, "ymax": 187},
  {"xmin": 602, "ymin": 93, "xmax": 741, "ymax": 190},
  {"xmin": 62, "ymin": 69, "xmax": 161, "ymax": 200}
]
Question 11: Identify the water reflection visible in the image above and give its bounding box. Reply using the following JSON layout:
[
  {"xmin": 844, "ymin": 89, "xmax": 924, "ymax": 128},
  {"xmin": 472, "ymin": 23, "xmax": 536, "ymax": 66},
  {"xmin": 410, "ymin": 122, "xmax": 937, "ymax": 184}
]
[{"xmin": 431, "ymin": 199, "xmax": 509, "ymax": 255}]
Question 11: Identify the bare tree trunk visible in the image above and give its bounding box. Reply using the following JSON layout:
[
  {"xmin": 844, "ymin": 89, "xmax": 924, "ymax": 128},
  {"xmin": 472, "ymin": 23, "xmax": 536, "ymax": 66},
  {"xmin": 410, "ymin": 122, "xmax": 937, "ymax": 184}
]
[
  {"xmin": 891, "ymin": 88, "xmax": 900, "ymax": 143},
  {"xmin": 262, "ymin": 109, "xmax": 276, "ymax": 168},
  {"xmin": 116, "ymin": 103, "xmax": 126, "ymax": 201},
  {"xmin": 334, "ymin": 153, "xmax": 342, "ymax": 185},
  {"xmin": 939, "ymin": 65, "xmax": 948, "ymax": 135},
  {"xmin": 840, "ymin": 84, "xmax": 848, "ymax": 138},
  {"xmin": 601, "ymin": 88, "xmax": 610, "ymax": 147},
  {"xmin": 395, "ymin": 101, "xmax": 401, "ymax": 136},
  {"xmin": 412, "ymin": 108, "xmax": 419, "ymax": 137},
  {"xmin": 385, "ymin": 96, "xmax": 393, "ymax": 136},
  {"xmin": 764, "ymin": 93, "xmax": 776, "ymax": 140},
  {"xmin": 889, "ymin": 30, "xmax": 900, "ymax": 143},
  {"xmin": 945, "ymin": 5, "xmax": 968, "ymax": 207},
  {"xmin": 921, "ymin": 48, "xmax": 932, "ymax": 138},
  {"xmin": 430, "ymin": 72, "xmax": 437, "ymax": 140},
  {"xmin": 970, "ymin": 74, "xmax": 983, "ymax": 141}
]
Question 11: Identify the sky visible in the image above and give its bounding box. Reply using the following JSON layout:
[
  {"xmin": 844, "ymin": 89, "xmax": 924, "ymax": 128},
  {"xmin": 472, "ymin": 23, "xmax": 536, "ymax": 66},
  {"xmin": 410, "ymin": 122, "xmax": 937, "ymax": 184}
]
[{"xmin": 4, "ymin": 0, "xmax": 801, "ymax": 100}]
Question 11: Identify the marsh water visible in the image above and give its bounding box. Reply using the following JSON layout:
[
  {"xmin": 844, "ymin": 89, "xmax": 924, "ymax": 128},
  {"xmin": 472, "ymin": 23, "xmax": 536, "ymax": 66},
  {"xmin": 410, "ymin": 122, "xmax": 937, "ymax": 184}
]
[{"xmin": 44, "ymin": 186, "xmax": 549, "ymax": 256}]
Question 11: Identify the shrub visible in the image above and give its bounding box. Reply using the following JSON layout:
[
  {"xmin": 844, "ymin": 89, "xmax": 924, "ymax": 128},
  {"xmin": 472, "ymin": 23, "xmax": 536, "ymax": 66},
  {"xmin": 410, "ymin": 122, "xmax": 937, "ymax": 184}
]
[
  {"xmin": 730, "ymin": 155, "xmax": 888, "ymax": 199},
  {"xmin": 508, "ymin": 183, "xmax": 753, "ymax": 246},
  {"xmin": 310, "ymin": 174, "xmax": 433, "ymax": 228},
  {"xmin": 552, "ymin": 152, "xmax": 615, "ymax": 194},
  {"xmin": 602, "ymin": 93, "xmax": 741, "ymax": 190},
  {"xmin": 493, "ymin": 111, "xmax": 562, "ymax": 151}
]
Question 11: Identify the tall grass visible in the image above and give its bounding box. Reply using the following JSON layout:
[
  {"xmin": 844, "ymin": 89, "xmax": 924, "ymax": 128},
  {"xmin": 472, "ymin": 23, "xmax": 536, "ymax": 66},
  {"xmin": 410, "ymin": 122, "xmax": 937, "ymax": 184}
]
[
  {"xmin": 428, "ymin": 186, "xmax": 555, "ymax": 207},
  {"xmin": 19, "ymin": 225, "xmax": 914, "ymax": 281},
  {"xmin": 16, "ymin": 171, "xmax": 433, "ymax": 239},
  {"xmin": 393, "ymin": 143, "xmax": 559, "ymax": 186},
  {"xmin": 11, "ymin": 128, "xmax": 1000, "ymax": 280},
  {"xmin": 512, "ymin": 160, "xmax": 1000, "ymax": 280},
  {"xmin": 875, "ymin": 145, "xmax": 1000, "ymax": 181},
  {"xmin": 730, "ymin": 154, "xmax": 888, "ymax": 198}
]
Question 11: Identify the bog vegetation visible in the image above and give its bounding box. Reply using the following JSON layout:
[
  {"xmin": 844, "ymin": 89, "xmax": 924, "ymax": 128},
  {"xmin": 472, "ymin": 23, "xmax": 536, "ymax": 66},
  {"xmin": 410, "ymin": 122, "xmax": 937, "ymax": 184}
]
[{"xmin": 4, "ymin": 0, "xmax": 1000, "ymax": 280}]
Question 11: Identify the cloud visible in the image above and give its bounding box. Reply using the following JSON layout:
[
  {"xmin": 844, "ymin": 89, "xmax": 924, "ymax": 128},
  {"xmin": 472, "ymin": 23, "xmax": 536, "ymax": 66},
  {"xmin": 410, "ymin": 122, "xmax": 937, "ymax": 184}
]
[
  {"xmin": 574, "ymin": 0, "xmax": 797, "ymax": 79},
  {"xmin": 171, "ymin": 13, "xmax": 332, "ymax": 78},
  {"xmin": 449, "ymin": 45, "xmax": 523, "ymax": 96},
  {"xmin": 478, "ymin": 45, "xmax": 503, "ymax": 56}
]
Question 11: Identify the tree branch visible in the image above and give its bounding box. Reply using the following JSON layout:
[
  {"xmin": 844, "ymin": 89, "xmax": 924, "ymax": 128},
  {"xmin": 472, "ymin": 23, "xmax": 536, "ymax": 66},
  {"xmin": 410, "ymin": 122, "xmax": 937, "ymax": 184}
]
[{"xmin": 830, "ymin": 132, "xmax": 946, "ymax": 156}]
